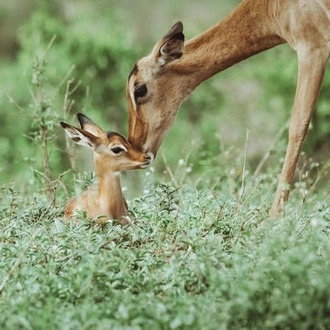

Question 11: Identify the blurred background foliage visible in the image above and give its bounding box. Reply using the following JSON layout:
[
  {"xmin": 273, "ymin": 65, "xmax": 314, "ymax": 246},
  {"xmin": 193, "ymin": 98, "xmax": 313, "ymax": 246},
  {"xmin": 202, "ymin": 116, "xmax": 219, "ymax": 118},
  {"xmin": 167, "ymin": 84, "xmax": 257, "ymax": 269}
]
[{"xmin": 1, "ymin": 0, "xmax": 330, "ymax": 195}]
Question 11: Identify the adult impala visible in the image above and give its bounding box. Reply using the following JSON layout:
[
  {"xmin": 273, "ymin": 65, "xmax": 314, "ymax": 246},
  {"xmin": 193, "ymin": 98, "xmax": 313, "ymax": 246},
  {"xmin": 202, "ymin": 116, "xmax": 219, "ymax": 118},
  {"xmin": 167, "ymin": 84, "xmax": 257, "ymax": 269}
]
[{"xmin": 126, "ymin": 0, "xmax": 330, "ymax": 215}]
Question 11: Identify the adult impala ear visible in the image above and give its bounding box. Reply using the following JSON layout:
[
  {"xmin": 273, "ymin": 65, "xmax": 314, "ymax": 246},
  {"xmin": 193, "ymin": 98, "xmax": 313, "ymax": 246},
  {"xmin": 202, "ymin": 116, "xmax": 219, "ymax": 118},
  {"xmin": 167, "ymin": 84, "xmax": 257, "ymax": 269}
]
[{"xmin": 154, "ymin": 21, "xmax": 185, "ymax": 67}]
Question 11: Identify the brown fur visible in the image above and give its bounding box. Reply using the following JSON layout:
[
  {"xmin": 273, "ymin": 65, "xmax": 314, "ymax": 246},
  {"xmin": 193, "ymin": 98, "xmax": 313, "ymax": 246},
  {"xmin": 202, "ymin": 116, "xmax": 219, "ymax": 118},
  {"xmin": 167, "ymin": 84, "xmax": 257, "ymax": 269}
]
[
  {"xmin": 126, "ymin": 0, "xmax": 330, "ymax": 216},
  {"xmin": 62, "ymin": 114, "xmax": 151, "ymax": 225}
]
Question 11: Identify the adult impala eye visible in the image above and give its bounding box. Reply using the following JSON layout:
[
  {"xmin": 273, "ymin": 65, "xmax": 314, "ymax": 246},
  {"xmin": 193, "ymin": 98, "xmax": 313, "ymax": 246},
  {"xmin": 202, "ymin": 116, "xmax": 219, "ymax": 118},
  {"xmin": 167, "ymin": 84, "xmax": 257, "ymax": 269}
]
[
  {"xmin": 134, "ymin": 84, "xmax": 147, "ymax": 99},
  {"xmin": 111, "ymin": 147, "xmax": 124, "ymax": 155}
]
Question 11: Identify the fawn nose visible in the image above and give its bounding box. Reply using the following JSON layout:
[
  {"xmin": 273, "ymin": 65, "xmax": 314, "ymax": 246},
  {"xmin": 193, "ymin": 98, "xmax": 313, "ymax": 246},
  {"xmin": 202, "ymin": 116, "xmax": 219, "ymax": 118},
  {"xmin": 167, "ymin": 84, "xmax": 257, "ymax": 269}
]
[
  {"xmin": 140, "ymin": 152, "xmax": 154, "ymax": 169},
  {"xmin": 144, "ymin": 152, "xmax": 154, "ymax": 163}
]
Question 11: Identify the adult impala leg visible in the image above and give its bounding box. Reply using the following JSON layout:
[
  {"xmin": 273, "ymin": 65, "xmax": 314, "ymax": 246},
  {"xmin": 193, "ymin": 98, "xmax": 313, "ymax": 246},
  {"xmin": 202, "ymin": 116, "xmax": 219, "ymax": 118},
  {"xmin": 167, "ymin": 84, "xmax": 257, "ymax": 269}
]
[{"xmin": 270, "ymin": 46, "xmax": 329, "ymax": 216}]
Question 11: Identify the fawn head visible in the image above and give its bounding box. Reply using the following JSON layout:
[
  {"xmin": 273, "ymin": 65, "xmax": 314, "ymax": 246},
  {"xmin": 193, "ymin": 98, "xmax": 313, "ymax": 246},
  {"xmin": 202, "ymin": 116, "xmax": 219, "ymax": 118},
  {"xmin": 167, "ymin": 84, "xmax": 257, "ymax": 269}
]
[{"xmin": 61, "ymin": 113, "xmax": 152, "ymax": 172}]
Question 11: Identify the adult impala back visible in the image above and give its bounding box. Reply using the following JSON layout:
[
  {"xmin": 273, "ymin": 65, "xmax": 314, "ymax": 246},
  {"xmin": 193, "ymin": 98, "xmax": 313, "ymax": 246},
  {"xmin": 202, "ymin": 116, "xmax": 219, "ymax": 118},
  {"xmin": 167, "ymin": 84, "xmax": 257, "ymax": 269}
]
[{"xmin": 126, "ymin": 0, "xmax": 330, "ymax": 216}]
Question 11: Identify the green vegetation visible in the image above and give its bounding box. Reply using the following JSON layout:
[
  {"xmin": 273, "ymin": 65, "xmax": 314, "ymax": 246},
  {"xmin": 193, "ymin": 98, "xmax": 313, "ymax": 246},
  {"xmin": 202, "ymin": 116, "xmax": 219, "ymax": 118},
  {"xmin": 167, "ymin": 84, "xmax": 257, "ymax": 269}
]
[
  {"xmin": 1, "ymin": 1, "xmax": 330, "ymax": 329},
  {"xmin": 1, "ymin": 165, "xmax": 330, "ymax": 329}
]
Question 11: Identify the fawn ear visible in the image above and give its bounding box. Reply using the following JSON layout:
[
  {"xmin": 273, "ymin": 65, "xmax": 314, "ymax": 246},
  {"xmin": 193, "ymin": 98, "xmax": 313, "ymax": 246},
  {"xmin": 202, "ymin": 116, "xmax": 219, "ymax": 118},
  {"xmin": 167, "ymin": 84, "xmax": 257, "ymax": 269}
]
[
  {"xmin": 77, "ymin": 113, "xmax": 105, "ymax": 137},
  {"xmin": 60, "ymin": 122, "xmax": 98, "ymax": 150},
  {"xmin": 153, "ymin": 21, "xmax": 185, "ymax": 67}
]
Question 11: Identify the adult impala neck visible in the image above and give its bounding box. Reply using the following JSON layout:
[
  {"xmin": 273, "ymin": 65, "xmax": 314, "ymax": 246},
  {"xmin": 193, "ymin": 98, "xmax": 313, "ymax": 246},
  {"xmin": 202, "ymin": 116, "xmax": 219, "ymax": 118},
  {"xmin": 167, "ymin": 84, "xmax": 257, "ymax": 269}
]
[
  {"xmin": 97, "ymin": 171, "xmax": 127, "ymax": 220},
  {"xmin": 175, "ymin": 1, "xmax": 285, "ymax": 94}
]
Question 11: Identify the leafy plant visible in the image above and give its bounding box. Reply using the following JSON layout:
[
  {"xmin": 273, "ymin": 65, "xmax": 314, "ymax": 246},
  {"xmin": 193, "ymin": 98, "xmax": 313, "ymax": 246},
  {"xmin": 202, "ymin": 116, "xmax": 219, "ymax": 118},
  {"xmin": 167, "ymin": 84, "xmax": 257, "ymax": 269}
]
[
  {"xmin": 1, "ymin": 3, "xmax": 330, "ymax": 329},
  {"xmin": 1, "ymin": 169, "xmax": 330, "ymax": 329}
]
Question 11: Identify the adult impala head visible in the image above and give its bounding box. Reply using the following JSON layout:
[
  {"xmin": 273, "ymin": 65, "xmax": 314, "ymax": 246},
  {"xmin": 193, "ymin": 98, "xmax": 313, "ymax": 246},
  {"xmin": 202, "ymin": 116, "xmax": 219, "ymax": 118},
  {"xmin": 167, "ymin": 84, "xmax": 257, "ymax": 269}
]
[{"xmin": 126, "ymin": 21, "xmax": 186, "ymax": 157}]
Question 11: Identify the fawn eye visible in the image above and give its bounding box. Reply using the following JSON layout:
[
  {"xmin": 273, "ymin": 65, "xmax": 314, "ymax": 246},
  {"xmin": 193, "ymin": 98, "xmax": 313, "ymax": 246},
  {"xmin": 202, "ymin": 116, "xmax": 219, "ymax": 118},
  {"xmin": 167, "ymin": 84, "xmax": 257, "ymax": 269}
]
[
  {"xmin": 134, "ymin": 84, "xmax": 147, "ymax": 99},
  {"xmin": 111, "ymin": 147, "xmax": 125, "ymax": 155}
]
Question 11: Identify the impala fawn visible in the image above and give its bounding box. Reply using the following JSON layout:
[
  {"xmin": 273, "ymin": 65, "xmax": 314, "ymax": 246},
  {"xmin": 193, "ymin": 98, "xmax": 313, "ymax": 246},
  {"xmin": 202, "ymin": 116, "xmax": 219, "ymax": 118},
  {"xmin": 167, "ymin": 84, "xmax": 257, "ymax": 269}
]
[{"xmin": 61, "ymin": 113, "xmax": 152, "ymax": 225}]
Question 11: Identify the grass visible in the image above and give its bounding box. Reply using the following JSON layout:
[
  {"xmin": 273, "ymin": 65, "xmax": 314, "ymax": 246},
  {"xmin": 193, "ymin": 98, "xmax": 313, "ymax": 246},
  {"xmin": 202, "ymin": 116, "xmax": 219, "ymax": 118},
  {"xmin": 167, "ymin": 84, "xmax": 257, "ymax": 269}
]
[
  {"xmin": 1, "ymin": 161, "xmax": 330, "ymax": 330},
  {"xmin": 2, "ymin": 3, "xmax": 330, "ymax": 328}
]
